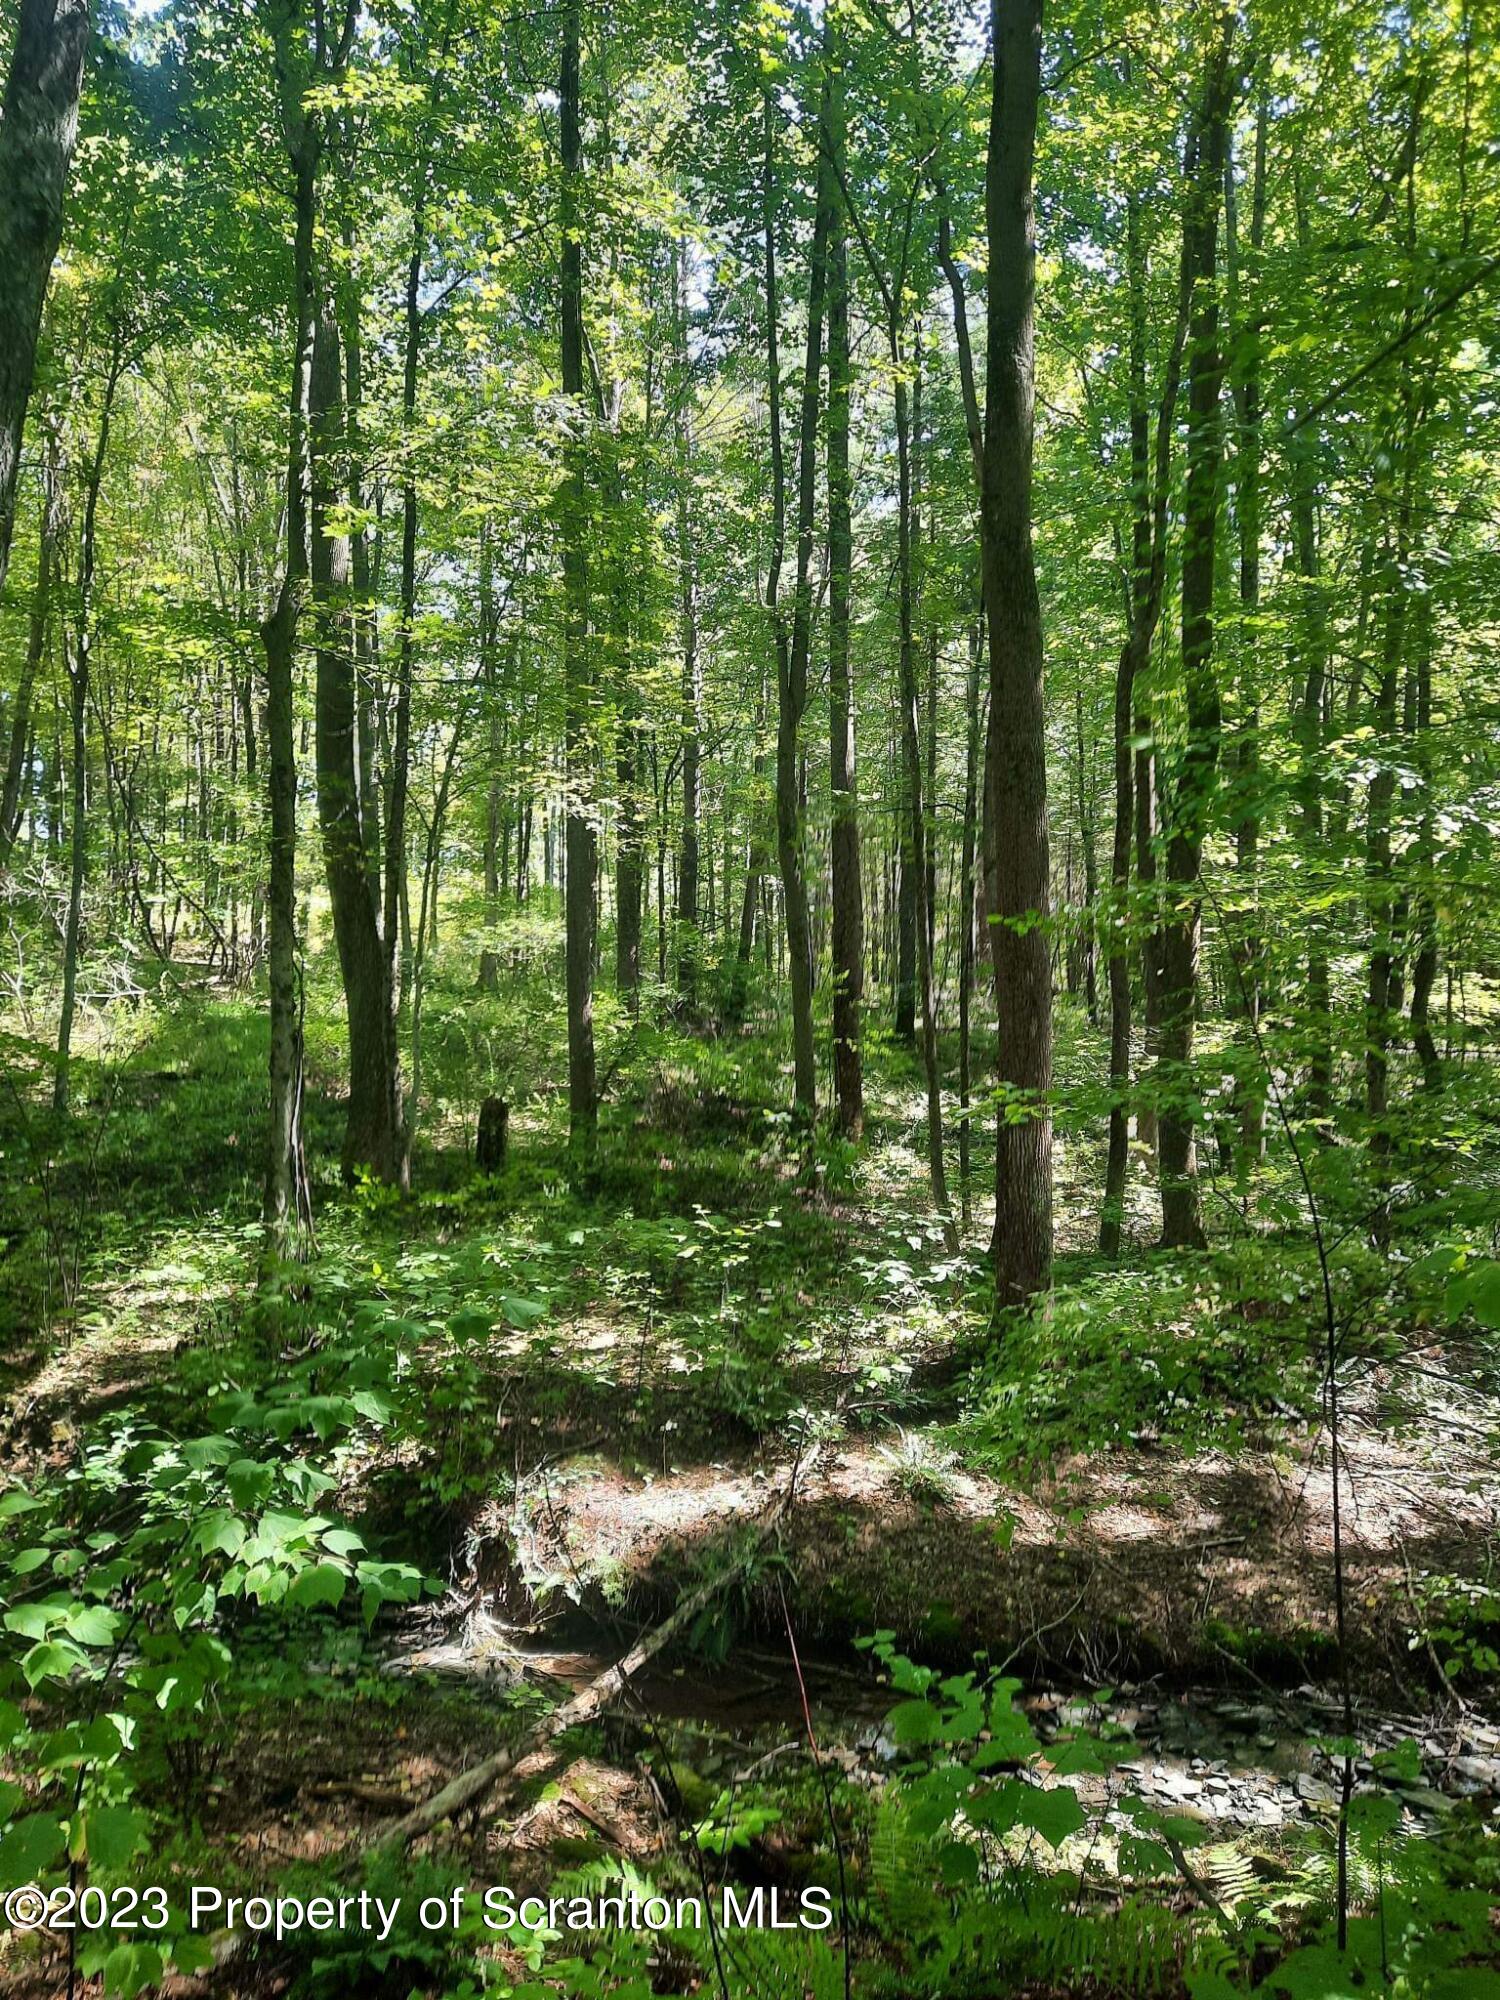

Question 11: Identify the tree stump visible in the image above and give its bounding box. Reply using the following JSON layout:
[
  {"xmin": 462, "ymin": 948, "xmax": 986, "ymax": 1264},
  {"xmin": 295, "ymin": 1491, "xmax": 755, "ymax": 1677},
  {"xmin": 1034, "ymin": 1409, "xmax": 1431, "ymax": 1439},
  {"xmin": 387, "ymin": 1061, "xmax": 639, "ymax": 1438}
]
[{"xmin": 477, "ymin": 1096, "xmax": 509, "ymax": 1174}]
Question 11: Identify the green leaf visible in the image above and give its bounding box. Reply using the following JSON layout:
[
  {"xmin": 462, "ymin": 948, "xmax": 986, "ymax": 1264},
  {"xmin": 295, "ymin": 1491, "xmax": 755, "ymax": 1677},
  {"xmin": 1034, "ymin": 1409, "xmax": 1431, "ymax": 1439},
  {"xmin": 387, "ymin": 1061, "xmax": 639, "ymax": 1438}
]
[
  {"xmin": 1013, "ymin": 1782, "xmax": 1086, "ymax": 1848},
  {"xmin": 0, "ymin": 1813, "xmax": 66, "ymax": 1886},
  {"xmin": 104, "ymin": 1942, "xmax": 164, "ymax": 1999},
  {"xmin": 64, "ymin": 1604, "xmax": 119, "ymax": 1648},
  {"xmin": 287, "ymin": 1562, "xmax": 347, "ymax": 1610},
  {"xmin": 80, "ymin": 1806, "xmax": 146, "ymax": 1871},
  {"xmin": 887, "ymin": 1697, "xmax": 942, "ymax": 1747},
  {"xmin": 22, "ymin": 1638, "xmax": 87, "ymax": 1687}
]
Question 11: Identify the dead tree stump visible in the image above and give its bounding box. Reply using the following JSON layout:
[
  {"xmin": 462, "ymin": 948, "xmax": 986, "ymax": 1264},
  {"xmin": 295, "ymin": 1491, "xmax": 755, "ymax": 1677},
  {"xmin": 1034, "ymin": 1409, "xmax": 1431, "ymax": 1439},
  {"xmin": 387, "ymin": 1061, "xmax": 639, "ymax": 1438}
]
[{"xmin": 477, "ymin": 1096, "xmax": 509, "ymax": 1174}]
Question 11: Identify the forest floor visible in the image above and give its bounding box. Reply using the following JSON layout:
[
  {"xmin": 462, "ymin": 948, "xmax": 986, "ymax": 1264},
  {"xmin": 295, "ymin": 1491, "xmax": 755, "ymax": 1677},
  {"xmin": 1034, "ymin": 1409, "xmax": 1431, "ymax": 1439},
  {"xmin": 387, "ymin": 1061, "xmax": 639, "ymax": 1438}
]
[{"xmin": 3, "ymin": 991, "xmax": 1498, "ymax": 1996}]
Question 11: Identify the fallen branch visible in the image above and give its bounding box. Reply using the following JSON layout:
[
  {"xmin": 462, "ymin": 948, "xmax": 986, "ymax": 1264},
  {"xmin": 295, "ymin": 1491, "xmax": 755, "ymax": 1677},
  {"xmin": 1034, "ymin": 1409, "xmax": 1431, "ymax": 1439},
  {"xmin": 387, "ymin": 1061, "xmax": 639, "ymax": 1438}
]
[{"xmin": 372, "ymin": 1445, "xmax": 820, "ymax": 1852}]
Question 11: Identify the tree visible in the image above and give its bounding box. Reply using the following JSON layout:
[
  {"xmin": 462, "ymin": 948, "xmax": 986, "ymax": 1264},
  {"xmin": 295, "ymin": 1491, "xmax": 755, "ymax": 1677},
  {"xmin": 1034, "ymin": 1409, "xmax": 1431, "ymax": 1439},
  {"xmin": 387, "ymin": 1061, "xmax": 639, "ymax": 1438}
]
[
  {"xmin": 0, "ymin": 0, "xmax": 89, "ymax": 601},
  {"xmin": 980, "ymin": 0, "xmax": 1051, "ymax": 1306},
  {"xmin": 559, "ymin": 0, "xmax": 598, "ymax": 1171},
  {"xmin": 258, "ymin": 0, "xmax": 359, "ymax": 1253},
  {"xmin": 1154, "ymin": 15, "xmax": 1234, "ymax": 1253}
]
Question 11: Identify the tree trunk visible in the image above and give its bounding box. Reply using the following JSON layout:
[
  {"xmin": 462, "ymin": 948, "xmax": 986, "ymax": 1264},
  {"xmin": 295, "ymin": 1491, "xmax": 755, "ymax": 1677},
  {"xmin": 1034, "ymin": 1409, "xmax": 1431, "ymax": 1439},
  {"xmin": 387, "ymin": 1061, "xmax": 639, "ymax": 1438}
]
[
  {"xmin": 311, "ymin": 301, "xmax": 404, "ymax": 1185},
  {"xmin": 0, "ymin": 0, "xmax": 89, "ymax": 600},
  {"xmin": 1224, "ymin": 87, "xmax": 1267, "ymax": 1169},
  {"xmin": 1, "ymin": 423, "xmax": 62, "ymax": 863},
  {"xmin": 259, "ymin": 0, "xmax": 347, "ymax": 1257},
  {"xmin": 980, "ymin": 0, "xmax": 1051, "ymax": 1307},
  {"xmin": 559, "ymin": 0, "xmax": 598, "ymax": 1170},
  {"xmin": 825, "ymin": 64, "xmax": 863, "ymax": 1138},
  {"xmin": 339, "ymin": 238, "xmax": 383, "ymax": 915},
  {"xmin": 1291, "ymin": 422, "xmax": 1332, "ymax": 1127},
  {"xmin": 53, "ymin": 366, "xmax": 118, "ymax": 1113},
  {"xmin": 1075, "ymin": 681, "xmax": 1098, "ymax": 1027},
  {"xmin": 894, "ymin": 358, "xmax": 955, "ymax": 1243},
  {"xmin": 958, "ymin": 610, "xmax": 982, "ymax": 1226},
  {"xmin": 673, "ymin": 242, "xmax": 703, "ymax": 1010},
  {"xmin": 1156, "ymin": 21, "xmax": 1233, "ymax": 1252},
  {"xmin": 776, "ymin": 73, "xmax": 830, "ymax": 1124},
  {"xmin": 478, "ymin": 522, "xmax": 504, "ymax": 993}
]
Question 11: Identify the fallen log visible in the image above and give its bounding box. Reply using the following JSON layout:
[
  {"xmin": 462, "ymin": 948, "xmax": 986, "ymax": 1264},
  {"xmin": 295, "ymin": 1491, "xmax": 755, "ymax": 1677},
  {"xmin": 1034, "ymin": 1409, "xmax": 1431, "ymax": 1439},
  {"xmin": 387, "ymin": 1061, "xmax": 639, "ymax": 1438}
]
[{"xmin": 372, "ymin": 1446, "xmax": 820, "ymax": 1852}]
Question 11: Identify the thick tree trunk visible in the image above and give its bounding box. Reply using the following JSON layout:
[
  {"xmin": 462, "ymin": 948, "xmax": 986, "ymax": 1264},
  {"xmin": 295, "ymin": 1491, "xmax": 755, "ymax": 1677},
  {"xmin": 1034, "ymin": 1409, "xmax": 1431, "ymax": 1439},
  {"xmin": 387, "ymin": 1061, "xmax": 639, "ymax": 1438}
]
[
  {"xmin": 0, "ymin": 0, "xmax": 89, "ymax": 600},
  {"xmin": 825, "ymin": 71, "xmax": 863, "ymax": 1138},
  {"xmin": 1156, "ymin": 23, "xmax": 1233, "ymax": 1252},
  {"xmin": 979, "ymin": 0, "xmax": 1051, "ymax": 1307},
  {"xmin": 311, "ymin": 303, "xmax": 404, "ymax": 1185},
  {"xmin": 559, "ymin": 0, "xmax": 597, "ymax": 1169}
]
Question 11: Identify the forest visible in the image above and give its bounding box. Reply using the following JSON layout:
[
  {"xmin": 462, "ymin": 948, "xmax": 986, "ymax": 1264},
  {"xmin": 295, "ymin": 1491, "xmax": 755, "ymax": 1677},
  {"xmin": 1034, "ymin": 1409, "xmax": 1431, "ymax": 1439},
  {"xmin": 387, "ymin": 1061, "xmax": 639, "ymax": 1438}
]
[{"xmin": 1, "ymin": 0, "xmax": 1499, "ymax": 1992}]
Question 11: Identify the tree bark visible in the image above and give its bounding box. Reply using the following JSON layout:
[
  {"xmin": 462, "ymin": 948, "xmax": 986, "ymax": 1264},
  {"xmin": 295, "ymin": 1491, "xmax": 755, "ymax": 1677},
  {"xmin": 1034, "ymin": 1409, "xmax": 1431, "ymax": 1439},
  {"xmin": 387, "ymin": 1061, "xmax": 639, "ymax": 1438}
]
[
  {"xmin": 1224, "ymin": 86, "xmax": 1267, "ymax": 1168},
  {"xmin": 1, "ymin": 423, "xmax": 63, "ymax": 863},
  {"xmin": 1155, "ymin": 20, "xmax": 1233, "ymax": 1252},
  {"xmin": 311, "ymin": 301, "xmax": 404, "ymax": 1185},
  {"xmin": 825, "ymin": 61, "xmax": 863, "ymax": 1138},
  {"xmin": 54, "ymin": 355, "xmax": 120, "ymax": 1114},
  {"xmin": 979, "ymin": 0, "xmax": 1051, "ymax": 1306},
  {"xmin": 673, "ymin": 243, "xmax": 704, "ymax": 1010},
  {"xmin": 0, "ymin": 0, "xmax": 89, "ymax": 600},
  {"xmin": 559, "ymin": 0, "xmax": 597, "ymax": 1170},
  {"xmin": 478, "ymin": 521, "xmax": 504, "ymax": 993},
  {"xmin": 958, "ymin": 609, "xmax": 982, "ymax": 1225},
  {"xmin": 258, "ymin": 0, "xmax": 356, "ymax": 1256},
  {"xmin": 775, "ymin": 72, "xmax": 831, "ymax": 1124}
]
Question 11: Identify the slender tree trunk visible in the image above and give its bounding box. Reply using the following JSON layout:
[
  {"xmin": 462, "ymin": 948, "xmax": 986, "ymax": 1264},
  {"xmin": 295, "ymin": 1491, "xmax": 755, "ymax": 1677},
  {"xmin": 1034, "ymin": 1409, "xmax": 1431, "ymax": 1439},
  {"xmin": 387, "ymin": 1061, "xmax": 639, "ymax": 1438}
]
[
  {"xmin": 385, "ymin": 196, "xmax": 425, "ymax": 1025},
  {"xmin": 732, "ymin": 668, "xmax": 769, "ymax": 1014},
  {"xmin": 958, "ymin": 610, "xmax": 982, "ymax": 1226},
  {"xmin": 1075, "ymin": 682, "xmax": 1098, "ymax": 1027},
  {"xmin": 672, "ymin": 242, "xmax": 703, "ymax": 1010},
  {"xmin": 478, "ymin": 522, "xmax": 504, "ymax": 993},
  {"xmin": 1156, "ymin": 22, "xmax": 1233, "ymax": 1252},
  {"xmin": 259, "ymin": 0, "xmax": 350, "ymax": 1256},
  {"xmin": 0, "ymin": 0, "xmax": 89, "ymax": 601},
  {"xmin": 56, "ymin": 341, "xmax": 123, "ymax": 1112},
  {"xmin": 894, "ymin": 853, "xmax": 917, "ymax": 1041},
  {"xmin": 895, "ymin": 358, "xmax": 955, "ymax": 1242},
  {"xmin": 311, "ymin": 301, "xmax": 403, "ymax": 1185},
  {"xmin": 1, "ymin": 424, "xmax": 63, "ymax": 862},
  {"xmin": 825, "ymin": 65, "xmax": 863, "ymax": 1138},
  {"xmin": 559, "ymin": 0, "xmax": 597, "ymax": 1168},
  {"xmin": 1225, "ymin": 87, "xmax": 1267, "ymax": 1168},
  {"xmin": 765, "ymin": 78, "xmax": 826, "ymax": 1120},
  {"xmin": 1407, "ymin": 608, "xmax": 1440, "ymax": 1095},
  {"xmin": 1366, "ymin": 461, "xmax": 1415, "ymax": 1226},
  {"xmin": 980, "ymin": 0, "xmax": 1051, "ymax": 1306},
  {"xmin": 339, "ymin": 235, "xmax": 383, "ymax": 913}
]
